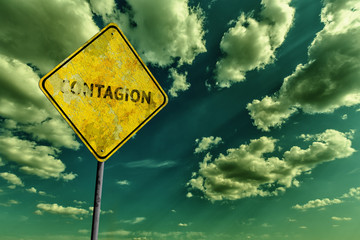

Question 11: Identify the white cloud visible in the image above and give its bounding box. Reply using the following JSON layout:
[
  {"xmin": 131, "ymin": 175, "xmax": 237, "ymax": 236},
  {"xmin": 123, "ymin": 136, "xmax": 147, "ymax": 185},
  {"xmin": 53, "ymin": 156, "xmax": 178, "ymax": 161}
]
[
  {"xmin": 215, "ymin": 0, "xmax": 295, "ymax": 87},
  {"xmin": 99, "ymin": 0, "xmax": 206, "ymax": 96},
  {"xmin": 99, "ymin": 230, "xmax": 131, "ymax": 237},
  {"xmin": 179, "ymin": 223, "xmax": 188, "ymax": 227},
  {"xmin": 0, "ymin": 172, "xmax": 24, "ymax": 188},
  {"xmin": 188, "ymin": 129, "xmax": 355, "ymax": 201},
  {"xmin": 117, "ymin": 180, "xmax": 130, "ymax": 186},
  {"xmin": 0, "ymin": 55, "xmax": 79, "ymax": 182},
  {"xmin": 331, "ymin": 216, "xmax": 352, "ymax": 221},
  {"xmin": 0, "ymin": 55, "xmax": 52, "ymax": 123},
  {"xmin": 125, "ymin": 159, "xmax": 176, "ymax": 168},
  {"xmin": 26, "ymin": 187, "xmax": 47, "ymax": 196},
  {"xmin": 293, "ymin": 198, "xmax": 343, "ymax": 210},
  {"xmin": 107, "ymin": 0, "xmax": 206, "ymax": 67},
  {"xmin": 78, "ymin": 229, "xmax": 90, "ymax": 234},
  {"xmin": 24, "ymin": 119, "xmax": 80, "ymax": 150},
  {"xmin": 247, "ymin": 96, "xmax": 297, "ymax": 132},
  {"xmin": 89, "ymin": 207, "xmax": 114, "ymax": 215},
  {"xmin": 0, "ymin": 199, "xmax": 20, "ymax": 207},
  {"xmin": 194, "ymin": 136, "xmax": 223, "ymax": 154},
  {"xmin": 0, "ymin": 55, "xmax": 80, "ymax": 150},
  {"xmin": 74, "ymin": 200, "xmax": 87, "ymax": 205},
  {"xmin": 168, "ymin": 68, "xmax": 190, "ymax": 98},
  {"xmin": 90, "ymin": 0, "xmax": 115, "ymax": 16},
  {"xmin": 61, "ymin": 172, "xmax": 78, "ymax": 182},
  {"xmin": 248, "ymin": 0, "xmax": 360, "ymax": 131},
  {"xmin": 26, "ymin": 187, "xmax": 37, "ymax": 194},
  {"xmin": 0, "ymin": 1, "xmax": 95, "ymax": 180},
  {"xmin": 36, "ymin": 203, "xmax": 89, "ymax": 220},
  {"xmin": 342, "ymin": 186, "xmax": 360, "ymax": 199},
  {"xmin": 0, "ymin": 134, "xmax": 75, "ymax": 180},
  {"xmin": 121, "ymin": 217, "xmax": 146, "ymax": 225},
  {"xmin": 293, "ymin": 185, "xmax": 360, "ymax": 211},
  {"xmin": 0, "ymin": 0, "xmax": 99, "ymax": 74}
]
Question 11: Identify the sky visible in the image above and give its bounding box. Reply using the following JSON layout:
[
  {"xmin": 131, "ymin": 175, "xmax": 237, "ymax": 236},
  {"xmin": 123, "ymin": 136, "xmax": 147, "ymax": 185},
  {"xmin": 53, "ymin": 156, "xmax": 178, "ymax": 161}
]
[{"xmin": 0, "ymin": 0, "xmax": 360, "ymax": 239}]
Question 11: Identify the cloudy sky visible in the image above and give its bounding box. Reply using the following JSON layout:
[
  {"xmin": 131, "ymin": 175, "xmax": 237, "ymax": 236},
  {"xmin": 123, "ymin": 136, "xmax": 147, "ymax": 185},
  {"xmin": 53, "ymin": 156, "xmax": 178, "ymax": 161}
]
[{"xmin": 1, "ymin": 0, "xmax": 360, "ymax": 239}]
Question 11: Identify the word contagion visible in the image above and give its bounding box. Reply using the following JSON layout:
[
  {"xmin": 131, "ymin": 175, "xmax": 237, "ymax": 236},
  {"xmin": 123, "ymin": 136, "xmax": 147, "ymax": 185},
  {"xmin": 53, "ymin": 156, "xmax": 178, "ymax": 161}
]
[{"xmin": 63, "ymin": 80, "xmax": 152, "ymax": 104}]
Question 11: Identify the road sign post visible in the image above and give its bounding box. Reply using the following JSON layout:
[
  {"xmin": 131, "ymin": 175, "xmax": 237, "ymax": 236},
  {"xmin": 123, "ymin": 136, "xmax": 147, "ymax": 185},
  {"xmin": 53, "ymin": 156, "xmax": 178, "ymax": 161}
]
[
  {"xmin": 39, "ymin": 23, "xmax": 168, "ymax": 238},
  {"xmin": 91, "ymin": 161, "xmax": 104, "ymax": 240}
]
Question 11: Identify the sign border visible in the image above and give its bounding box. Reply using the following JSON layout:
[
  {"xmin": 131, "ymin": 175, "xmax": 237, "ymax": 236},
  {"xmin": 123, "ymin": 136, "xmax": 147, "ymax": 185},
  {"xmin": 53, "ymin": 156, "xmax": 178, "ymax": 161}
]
[{"xmin": 39, "ymin": 23, "xmax": 168, "ymax": 162}]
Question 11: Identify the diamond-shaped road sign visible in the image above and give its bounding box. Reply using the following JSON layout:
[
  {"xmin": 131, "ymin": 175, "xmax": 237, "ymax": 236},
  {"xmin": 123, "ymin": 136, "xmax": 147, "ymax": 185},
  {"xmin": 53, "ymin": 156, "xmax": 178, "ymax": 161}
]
[{"xmin": 39, "ymin": 23, "xmax": 168, "ymax": 162}]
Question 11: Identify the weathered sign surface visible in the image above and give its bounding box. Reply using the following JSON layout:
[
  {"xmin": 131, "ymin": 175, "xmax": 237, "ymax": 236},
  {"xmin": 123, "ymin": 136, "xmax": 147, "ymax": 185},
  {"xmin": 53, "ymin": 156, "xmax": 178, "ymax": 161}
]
[{"xmin": 39, "ymin": 23, "xmax": 168, "ymax": 162}]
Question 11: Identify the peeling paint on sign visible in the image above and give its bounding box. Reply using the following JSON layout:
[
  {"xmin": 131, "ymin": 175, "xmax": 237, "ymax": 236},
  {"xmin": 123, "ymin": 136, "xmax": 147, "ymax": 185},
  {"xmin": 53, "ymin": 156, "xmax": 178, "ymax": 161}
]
[{"xmin": 39, "ymin": 23, "xmax": 168, "ymax": 162}]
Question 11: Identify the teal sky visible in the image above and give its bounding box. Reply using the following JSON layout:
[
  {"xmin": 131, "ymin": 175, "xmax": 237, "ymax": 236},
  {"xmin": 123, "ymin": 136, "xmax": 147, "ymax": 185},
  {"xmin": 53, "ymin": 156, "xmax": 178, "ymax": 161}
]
[{"xmin": 1, "ymin": 0, "xmax": 360, "ymax": 239}]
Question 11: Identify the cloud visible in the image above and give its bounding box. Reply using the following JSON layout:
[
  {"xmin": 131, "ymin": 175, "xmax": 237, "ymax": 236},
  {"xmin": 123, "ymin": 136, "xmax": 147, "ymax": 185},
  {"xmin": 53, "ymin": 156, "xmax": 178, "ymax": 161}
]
[
  {"xmin": 0, "ymin": 134, "xmax": 76, "ymax": 180},
  {"xmin": 215, "ymin": 0, "xmax": 295, "ymax": 87},
  {"xmin": 188, "ymin": 129, "xmax": 355, "ymax": 201},
  {"xmin": 0, "ymin": 55, "xmax": 79, "ymax": 181},
  {"xmin": 26, "ymin": 187, "xmax": 37, "ymax": 194},
  {"xmin": 178, "ymin": 223, "xmax": 188, "ymax": 227},
  {"xmin": 74, "ymin": 200, "xmax": 87, "ymax": 205},
  {"xmin": 331, "ymin": 216, "xmax": 352, "ymax": 221},
  {"xmin": 121, "ymin": 217, "xmax": 146, "ymax": 224},
  {"xmin": 78, "ymin": 229, "xmax": 90, "ymax": 234},
  {"xmin": 248, "ymin": 0, "xmax": 360, "ymax": 131},
  {"xmin": 98, "ymin": 0, "xmax": 206, "ymax": 96},
  {"xmin": 168, "ymin": 68, "xmax": 190, "ymax": 98},
  {"xmin": 293, "ymin": 198, "xmax": 343, "ymax": 210},
  {"xmin": 89, "ymin": 207, "xmax": 114, "ymax": 215},
  {"xmin": 61, "ymin": 172, "xmax": 78, "ymax": 182},
  {"xmin": 99, "ymin": 230, "xmax": 131, "ymax": 237},
  {"xmin": 117, "ymin": 180, "xmax": 130, "ymax": 186},
  {"xmin": 23, "ymin": 119, "xmax": 80, "ymax": 150},
  {"xmin": 36, "ymin": 203, "xmax": 89, "ymax": 220},
  {"xmin": 132, "ymin": 231, "xmax": 206, "ymax": 240},
  {"xmin": 293, "ymin": 185, "xmax": 360, "ymax": 210},
  {"xmin": 0, "ymin": 0, "xmax": 98, "ymax": 74},
  {"xmin": 0, "ymin": 0, "xmax": 88, "ymax": 185},
  {"xmin": 0, "ymin": 55, "xmax": 80, "ymax": 150},
  {"xmin": 26, "ymin": 187, "xmax": 47, "ymax": 196},
  {"xmin": 125, "ymin": 159, "xmax": 176, "ymax": 168},
  {"xmin": 107, "ymin": 0, "xmax": 206, "ymax": 67},
  {"xmin": 0, "ymin": 199, "xmax": 20, "ymax": 207},
  {"xmin": 194, "ymin": 136, "xmax": 223, "ymax": 154},
  {"xmin": 90, "ymin": 0, "xmax": 115, "ymax": 16},
  {"xmin": 342, "ymin": 186, "xmax": 360, "ymax": 199},
  {"xmin": 0, "ymin": 172, "xmax": 24, "ymax": 188}
]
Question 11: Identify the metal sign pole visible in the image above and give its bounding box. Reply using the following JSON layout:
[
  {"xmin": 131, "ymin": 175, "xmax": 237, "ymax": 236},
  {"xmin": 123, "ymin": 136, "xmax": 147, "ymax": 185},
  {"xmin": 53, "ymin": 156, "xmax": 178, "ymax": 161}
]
[{"xmin": 91, "ymin": 161, "xmax": 104, "ymax": 240}]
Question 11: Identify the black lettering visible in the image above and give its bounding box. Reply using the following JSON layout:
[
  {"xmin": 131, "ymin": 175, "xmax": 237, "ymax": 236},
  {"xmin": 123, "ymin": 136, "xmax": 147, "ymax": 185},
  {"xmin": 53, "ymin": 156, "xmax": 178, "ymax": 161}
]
[
  {"xmin": 125, "ymin": 88, "xmax": 129, "ymax": 101},
  {"xmin": 66, "ymin": 82, "xmax": 151, "ymax": 104},
  {"xmin": 83, "ymin": 83, "xmax": 93, "ymax": 97},
  {"xmin": 71, "ymin": 81, "xmax": 77, "ymax": 94},
  {"xmin": 90, "ymin": 83, "xmax": 94, "ymax": 97},
  {"xmin": 95, "ymin": 84, "xmax": 105, "ymax": 98},
  {"xmin": 103, "ymin": 86, "xmax": 113, "ymax": 99},
  {"xmin": 130, "ymin": 89, "xmax": 140, "ymax": 102},
  {"xmin": 114, "ymin": 87, "xmax": 123, "ymax": 100},
  {"xmin": 141, "ymin": 91, "xmax": 151, "ymax": 104}
]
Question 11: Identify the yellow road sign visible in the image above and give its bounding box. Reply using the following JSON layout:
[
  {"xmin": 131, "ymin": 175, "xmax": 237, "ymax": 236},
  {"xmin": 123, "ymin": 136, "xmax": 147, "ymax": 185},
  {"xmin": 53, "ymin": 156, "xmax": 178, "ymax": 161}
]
[{"xmin": 39, "ymin": 23, "xmax": 168, "ymax": 162}]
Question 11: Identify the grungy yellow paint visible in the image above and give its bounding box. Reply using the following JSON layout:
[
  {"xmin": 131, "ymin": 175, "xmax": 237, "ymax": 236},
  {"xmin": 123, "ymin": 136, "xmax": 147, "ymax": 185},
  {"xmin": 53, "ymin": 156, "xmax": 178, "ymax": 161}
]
[{"xmin": 39, "ymin": 23, "xmax": 168, "ymax": 162}]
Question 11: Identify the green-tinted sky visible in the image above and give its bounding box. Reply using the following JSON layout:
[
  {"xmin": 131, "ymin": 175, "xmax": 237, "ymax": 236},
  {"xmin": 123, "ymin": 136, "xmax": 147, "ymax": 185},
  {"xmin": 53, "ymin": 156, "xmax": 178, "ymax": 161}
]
[{"xmin": 1, "ymin": 0, "xmax": 360, "ymax": 239}]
